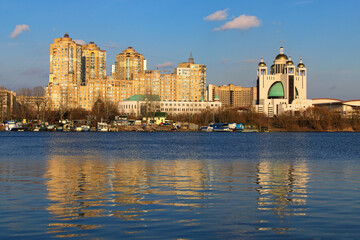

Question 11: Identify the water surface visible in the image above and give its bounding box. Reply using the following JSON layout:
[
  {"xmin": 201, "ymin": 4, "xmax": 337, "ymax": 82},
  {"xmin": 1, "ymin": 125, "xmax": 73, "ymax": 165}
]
[{"xmin": 1, "ymin": 132, "xmax": 360, "ymax": 239}]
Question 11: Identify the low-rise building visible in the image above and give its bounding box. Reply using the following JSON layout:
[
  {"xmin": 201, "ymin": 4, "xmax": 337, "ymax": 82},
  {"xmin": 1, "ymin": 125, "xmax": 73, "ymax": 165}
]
[
  {"xmin": 16, "ymin": 96, "xmax": 46, "ymax": 114},
  {"xmin": 118, "ymin": 95, "xmax": 221, "ymax": 117},
  {"xmin": 312, "ymin": 98, "xmax": 360, "ymax": 117}
]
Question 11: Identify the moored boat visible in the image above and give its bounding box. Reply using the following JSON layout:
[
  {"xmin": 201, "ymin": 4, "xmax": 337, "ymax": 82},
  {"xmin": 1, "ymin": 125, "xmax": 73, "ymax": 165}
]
[
  {"xmin": 201, "ymin": 124, "xmax": 214, "ymax": 132},
  {"xmin": 213, "ymin": 123, "xmax": 232, "ymax": 132},
  {"xmin": 5, "ymin": 121, "xmax": 18, "ymax": 131},
  {"xmin": 81, "ymin": 125, "xmax": 90, "ymax": 132},
  {"xmin": 97, "ymin": 122, "xmax": 109, "ymax": 132}
]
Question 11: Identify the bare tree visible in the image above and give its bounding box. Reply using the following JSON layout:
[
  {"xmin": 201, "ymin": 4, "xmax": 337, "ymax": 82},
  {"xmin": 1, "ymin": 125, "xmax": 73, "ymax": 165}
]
[
  {"xmin": 32, "ymin": 86, "xmax": 45, "ymax": 97},
  {"xmin": 17, "ymin": 88, "xmax": 32, "ymax": 97},
  {"xmin": 58, "ymin": 102, "xmax": 70, "ymax": 120}
]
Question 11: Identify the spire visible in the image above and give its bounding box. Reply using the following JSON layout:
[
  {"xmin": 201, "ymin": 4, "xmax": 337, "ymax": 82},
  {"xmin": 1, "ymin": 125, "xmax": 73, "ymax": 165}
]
[
  {"xmin": 280, "ymin": 40, "xmax": 284, "ymax": 54},
  {"xmin": 297, "ymin": 56, "xmax": 305, "ymax": 68},
  {"xmin": 188, "ymin": 52, "xmax": 194, "ymax": 64},
  {"xmin": 289, "ymin": 52, "xmax": 291, "ymax": 60},
  {"xmin": 258, "ymin": 55, "xmax": 266, "ymax": 67}
]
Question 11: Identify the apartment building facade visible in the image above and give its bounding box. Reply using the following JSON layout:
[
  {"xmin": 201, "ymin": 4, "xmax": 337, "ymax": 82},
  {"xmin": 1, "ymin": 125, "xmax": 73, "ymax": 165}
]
[
  {"xmin": 207, "ymin": 84, "xmax": 256, "ymax": 108},
  {"xmin": 46, "ymin": 34, "xmax": 207, "ymax": 111}
]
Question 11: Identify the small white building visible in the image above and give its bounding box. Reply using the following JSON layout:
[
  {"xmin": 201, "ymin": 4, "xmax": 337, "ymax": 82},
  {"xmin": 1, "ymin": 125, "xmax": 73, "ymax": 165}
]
[
  {"xmin": 118, "ymin": 95, "xmax": 221, "ymax": 117},
  {"xmin": 254, "ymin": 42, "xmax": 312, "ymax": 117}
]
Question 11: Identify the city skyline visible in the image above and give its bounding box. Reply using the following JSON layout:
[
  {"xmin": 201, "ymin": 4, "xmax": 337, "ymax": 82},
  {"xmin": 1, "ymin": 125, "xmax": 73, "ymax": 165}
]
[{"xmin": 1, "ymin": 0, "xmax": 360, "ymax": 100}]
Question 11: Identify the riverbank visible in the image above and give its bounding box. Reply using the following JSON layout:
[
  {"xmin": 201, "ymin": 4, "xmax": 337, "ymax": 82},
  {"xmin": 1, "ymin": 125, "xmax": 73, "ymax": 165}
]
[{"xmin": 1, "ymin": 125, "xmax": 359, "ymax": 132}]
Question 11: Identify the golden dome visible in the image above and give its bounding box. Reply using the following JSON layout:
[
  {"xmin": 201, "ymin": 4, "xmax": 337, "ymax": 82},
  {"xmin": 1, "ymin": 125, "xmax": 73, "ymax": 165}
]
[
  {"xmin": 271, "ymin": 64, "xmax": 275, "ymax": 69},
  {"xmin": 275, "ymin": 54, "xmax": 288, "ymax": 60},
  {"xmin": 297, "ymin": 63, "xmax": 305, "ymax": 68},
  {"xmin": 258, "ymin": 62, "xmax": 266, "ymax": 67},
  {"xmin": 286, "ymin": 60, "xmax": 294, "ymax": 65}
]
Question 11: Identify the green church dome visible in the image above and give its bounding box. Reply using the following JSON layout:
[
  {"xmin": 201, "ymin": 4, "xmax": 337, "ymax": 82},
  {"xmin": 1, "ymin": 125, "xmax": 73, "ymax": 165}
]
[{"xmin": 268, "ymin": 82, "xmax": 284, "ymax": 98}]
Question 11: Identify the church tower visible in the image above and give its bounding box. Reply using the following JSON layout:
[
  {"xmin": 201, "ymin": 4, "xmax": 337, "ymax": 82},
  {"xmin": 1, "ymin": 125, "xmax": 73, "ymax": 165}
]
[{"xmin": 254, "ymin": 42, "xmax": 312, "ymax": 116}]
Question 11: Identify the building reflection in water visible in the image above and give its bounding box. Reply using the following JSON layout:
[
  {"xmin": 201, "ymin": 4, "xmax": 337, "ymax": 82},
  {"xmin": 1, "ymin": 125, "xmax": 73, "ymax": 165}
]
[
  {"xmin": 256, "ymin": 160, "xmax": 309, "ymax": 233},
  {"xmin": 44, "ymin": 155, "xmax": 214, "ymax": 237}
]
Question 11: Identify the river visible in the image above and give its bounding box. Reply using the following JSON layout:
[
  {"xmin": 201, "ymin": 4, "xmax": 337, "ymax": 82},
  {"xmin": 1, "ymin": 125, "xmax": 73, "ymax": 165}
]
[{"xmin": 1, "ymin": 132, "xmax": 359, "ymax": 239}]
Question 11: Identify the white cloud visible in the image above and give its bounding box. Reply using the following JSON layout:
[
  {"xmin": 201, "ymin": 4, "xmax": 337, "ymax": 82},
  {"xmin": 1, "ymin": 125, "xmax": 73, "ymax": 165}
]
[
  {"xmin": 214, "ymin": 15, "xmax": 261, "ymax": 31},
  {"xmin": 155, "ymin": 61, "xmax": 175, "ymax": 69},
  {"xmin": 21, "ymin": 68, "xmax": 46, "ymax": 76},
  {"xmin": 102, "ymin": 42, "xmax": 120, "ymax": 49},
  {"xmin": 204, "ymin": 9, "xmax": 229, "ymax": 21},
  {"xmin": 74, "ymin": 39, "xmax": 86, "ymax": 45},
  {"xmin": 221, "ymin": 58, "xmax": 228, "ymax": 64},
  {"xmin": 10, "ymin": 24, "xmax": 30, "ymax": 38},
  {"xmin": 243, "ymin": 59, "xmax": 258, "ymax": 63}
]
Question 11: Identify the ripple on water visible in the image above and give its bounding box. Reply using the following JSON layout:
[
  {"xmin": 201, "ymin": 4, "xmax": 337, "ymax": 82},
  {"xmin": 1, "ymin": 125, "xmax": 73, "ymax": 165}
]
[{"xmin": 1, "ymin": 132, "xmax": 360, "ymax": 239}]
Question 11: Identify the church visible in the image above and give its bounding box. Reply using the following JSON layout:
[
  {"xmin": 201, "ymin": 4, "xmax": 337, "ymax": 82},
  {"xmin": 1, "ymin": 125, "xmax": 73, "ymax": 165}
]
[{"xmin": 254, "ymin": 42, "xmax": 312, "ymax": 117}]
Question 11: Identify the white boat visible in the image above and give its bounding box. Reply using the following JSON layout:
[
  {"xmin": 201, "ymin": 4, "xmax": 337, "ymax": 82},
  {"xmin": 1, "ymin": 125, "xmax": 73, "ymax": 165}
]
[
  {"xmin": 81, "ymin": 125, "xmax": 90, "ymax": 132},
  {"xmin": 47, "ymin": 125, "xmax": 56, "ymax": 131},
  {"xmin": 201, "ymin": 125, "xmax": 214, "ymax": 132},
  {"xmin": 5, "ymin": 121, "xmax": 18, "ymax": 131},
  {"xmin": 97, "ymin": 122, "xmax": 109, "ymax": 132}
]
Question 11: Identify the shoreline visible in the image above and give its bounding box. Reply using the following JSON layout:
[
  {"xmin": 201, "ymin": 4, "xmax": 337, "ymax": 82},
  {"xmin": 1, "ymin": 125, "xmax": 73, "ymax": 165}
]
[{"xmin": 1, "ymin": 128, "xmax": 359, "ymax": 133}]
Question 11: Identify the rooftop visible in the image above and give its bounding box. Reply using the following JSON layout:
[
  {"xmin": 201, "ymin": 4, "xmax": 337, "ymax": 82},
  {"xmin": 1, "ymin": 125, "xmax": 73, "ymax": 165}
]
[{"xmin": 123, "ymin": 94, "xmax": 161, "ymax": 102}]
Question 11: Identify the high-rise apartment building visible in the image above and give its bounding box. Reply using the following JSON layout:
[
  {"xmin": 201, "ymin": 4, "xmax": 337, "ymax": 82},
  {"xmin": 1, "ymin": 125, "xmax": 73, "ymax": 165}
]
[
  {"xmin": 133, "ymin": 70, "xmax": 176, "ymax": 100},
  {"xmin": 49, "ymin": 33, "xmax": 83, "ymax": 86},
  {"xmin": 115, "ymin": 47, "xmax": 146, "ymax": 80},
  {"xmin": 207, "ymin": 84, "xmax": 256, "ymax": 107},
  {"xmin": 81, "ymin": 42, "xmax": 106, "ymax": 82},
  {"xmin": 46, "ymin": 33, "xmax": 106, "ymax": 109},
  {"xmin": 0, "ymin": 88, "xmax": 16, "ymax": 121},
  {"xmin": 46, "ymin": 34, "xmax": 207, "ymax": 111},
  {"xmin": 48, "ymin": 33, "xmax": 83, "ymax": 109},
  {"xmin": 174, "ymin": 53, "xmax": 206, "ymax": 102}
]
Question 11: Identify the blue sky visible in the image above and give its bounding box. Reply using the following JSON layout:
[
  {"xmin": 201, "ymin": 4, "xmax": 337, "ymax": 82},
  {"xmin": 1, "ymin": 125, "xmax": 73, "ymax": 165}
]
[{"xmin": 1, "ymin": 0, "xmax": 360, "ymax": 100}]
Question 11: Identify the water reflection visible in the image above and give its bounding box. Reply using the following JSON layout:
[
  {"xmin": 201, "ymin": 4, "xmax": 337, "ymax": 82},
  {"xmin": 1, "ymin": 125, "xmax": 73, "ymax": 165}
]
[
  {"xmin": 256, "ymin": 160, "xmax": 309, "ymax": 233},
  {"xmin": 44, "ymin": 155, "xmax": 214, "ymax": 237}
]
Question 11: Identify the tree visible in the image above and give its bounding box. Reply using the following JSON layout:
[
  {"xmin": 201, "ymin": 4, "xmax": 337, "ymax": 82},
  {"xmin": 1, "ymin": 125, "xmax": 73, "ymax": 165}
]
[
  {"xmin": 32, "ymin": 86, "xmax": 45, "ymax": 97},
  {"xmin": 69, "ymin": 107, "xmax": 88, "ymax": 120}
]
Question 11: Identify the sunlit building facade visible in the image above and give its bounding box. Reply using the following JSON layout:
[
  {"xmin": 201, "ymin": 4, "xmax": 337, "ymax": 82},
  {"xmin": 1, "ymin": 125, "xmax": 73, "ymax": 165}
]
[
  {"xmin": 175, "ymin": 58, "xmax": 207, "ymax": 102},
  {"xmin": 115, "ymin": 47, "xmax": 146, "ymax": 80},
  {"xmin": 81, "ymin": 42, "xmax": 106, "ymax": 81},
  {"xmin": 254, "ymin": 43, "xmax": 312, "ymax": 117},
  {"xmin": 46, "ymin": 33, "xmax": 107, "ymax": 110},
  {"xmin": 118, "ymin": 95, "xmax": 221, "ymax": 117},
  {"xmin": 207, "ymin": 84, "xmax": 256, "ymax": 107},
  {"xmin": 46, "ymin": 34, "xmax": 207, "ymax": 111},
  {"xmin": 0, "ymin": 88, "xmax": 16, "ymax": 121}
]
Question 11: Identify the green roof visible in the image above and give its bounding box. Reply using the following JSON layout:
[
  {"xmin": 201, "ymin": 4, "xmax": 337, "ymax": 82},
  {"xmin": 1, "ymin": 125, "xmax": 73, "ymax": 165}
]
[
  {"xmin": 155, "ymin": 112, "xmax": 166, "ymax": 117},
  {"xmin": 123, "ymin": 95, "xmax": 161, "ymax": 102},
  {"xmin": 268, "ymin": 82, "xmax": 284, "ymax": 98}
]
